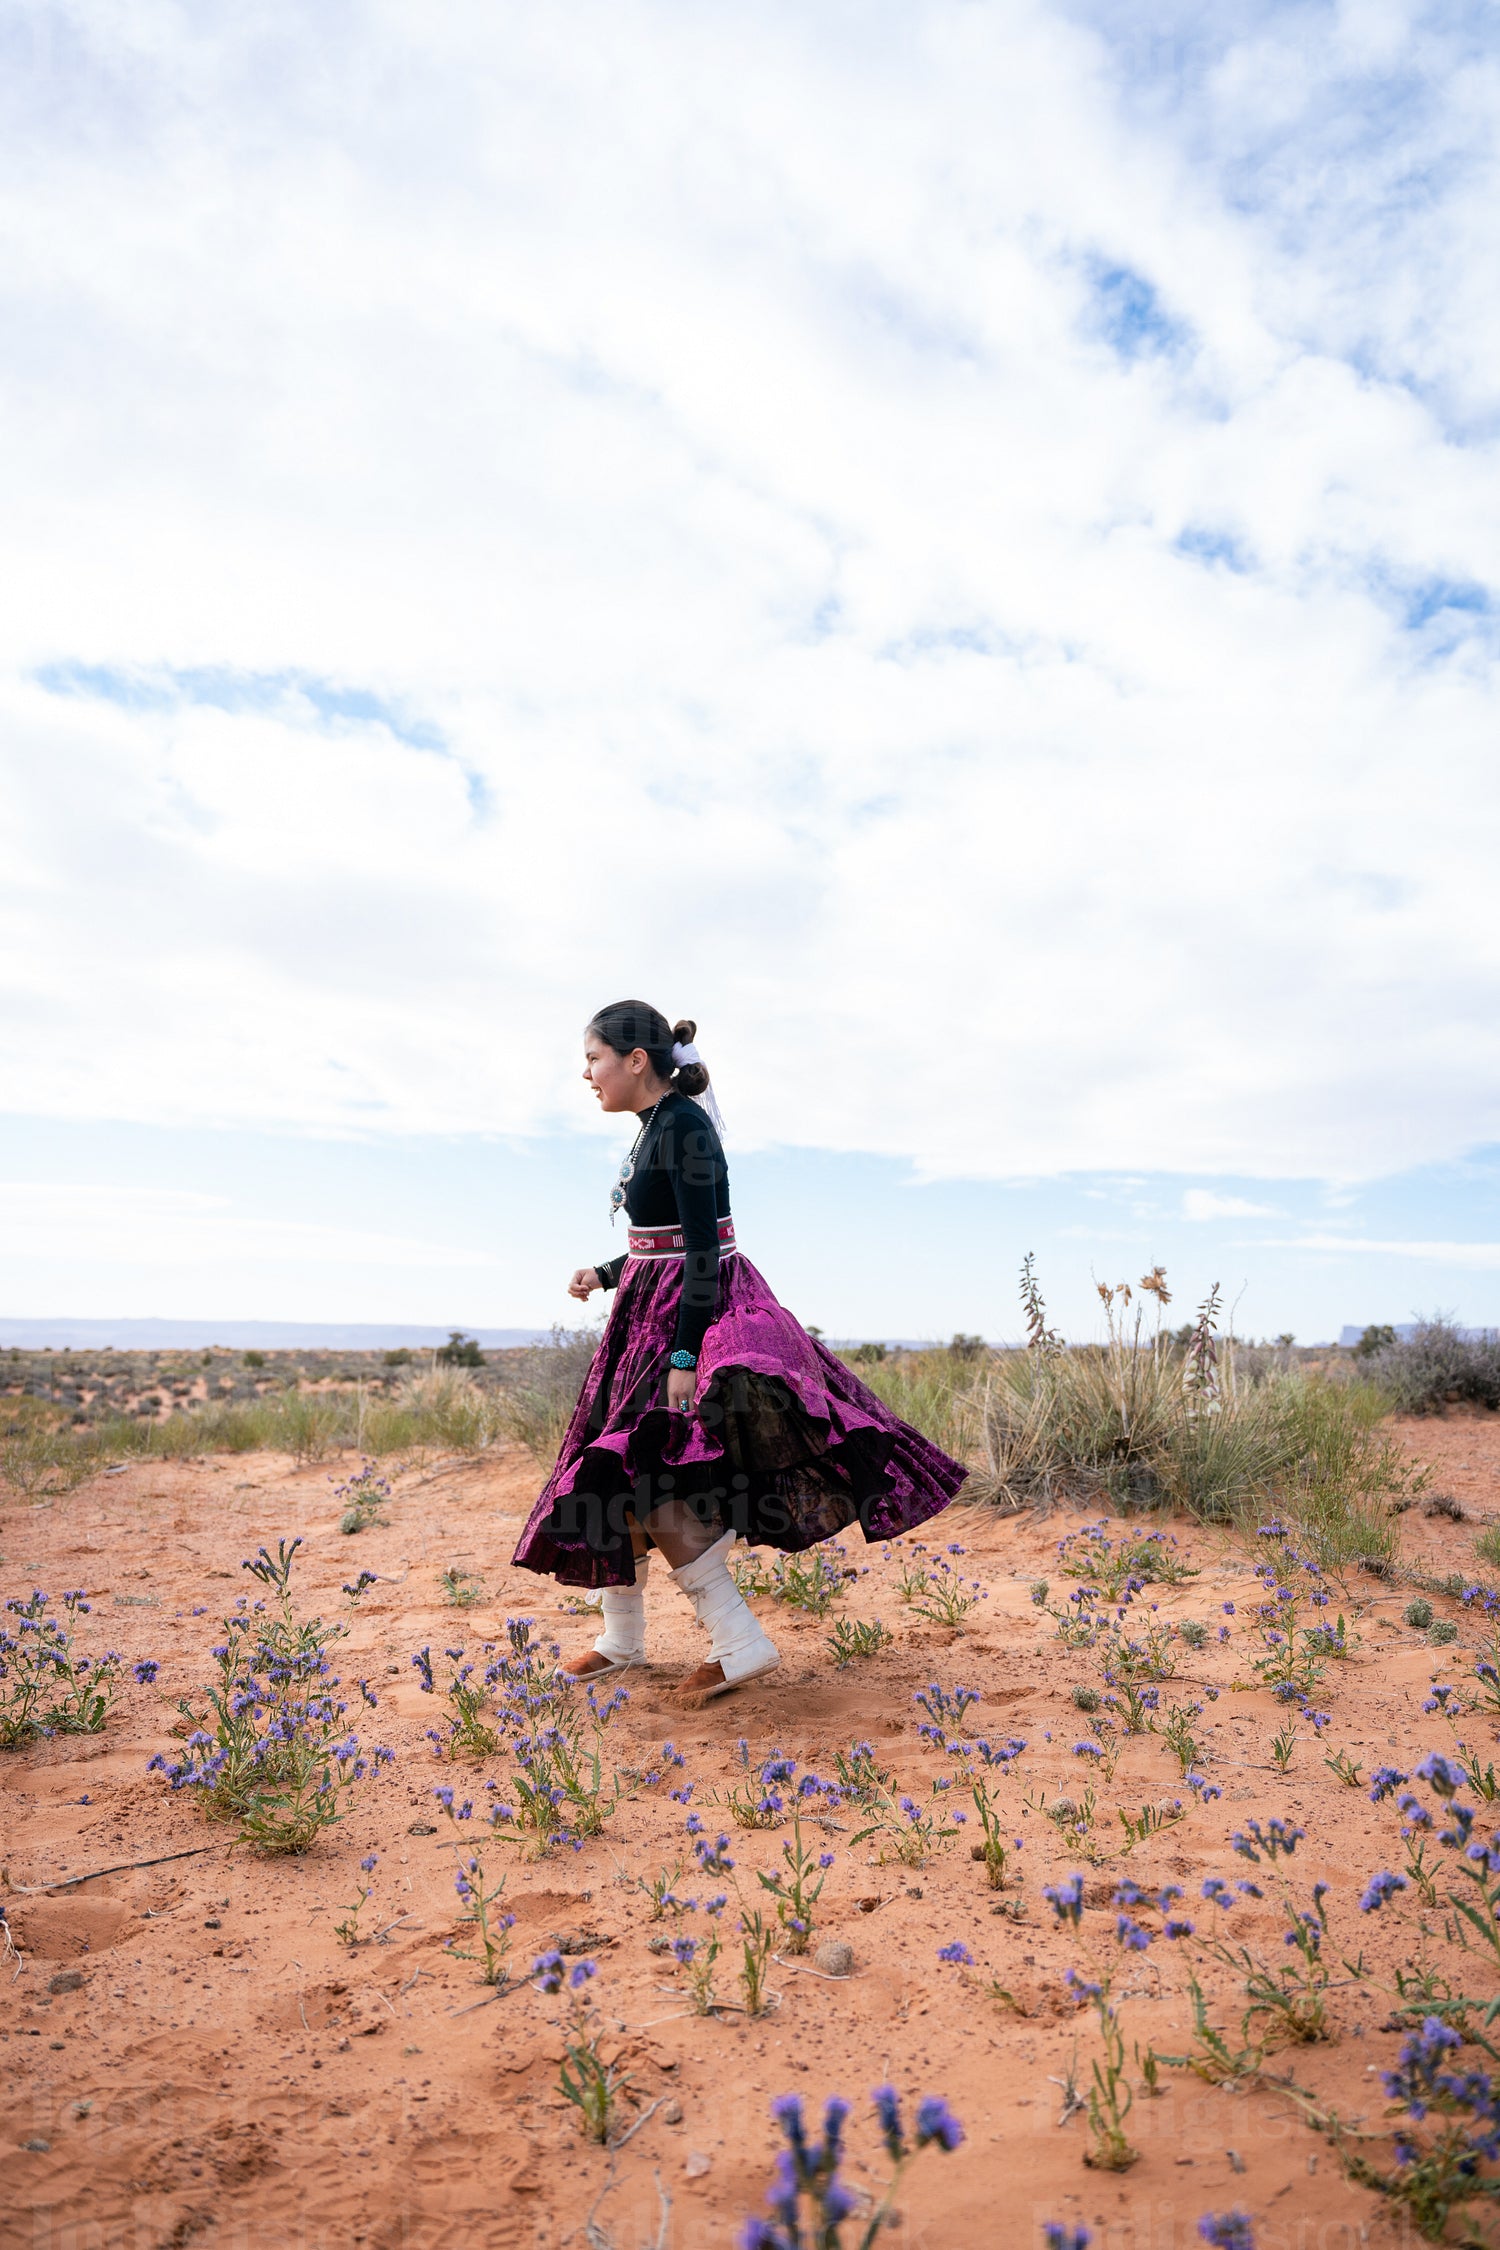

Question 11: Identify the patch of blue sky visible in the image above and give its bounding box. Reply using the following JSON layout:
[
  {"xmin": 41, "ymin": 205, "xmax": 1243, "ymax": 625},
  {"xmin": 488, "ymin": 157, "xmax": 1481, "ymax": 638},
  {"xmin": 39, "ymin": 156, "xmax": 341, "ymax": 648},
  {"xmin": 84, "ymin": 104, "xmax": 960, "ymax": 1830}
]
[
  {"xmin": 1051, "ymin": 0, "xmax": 1259, "ymax": 102},
  {"xmin": 34, "ymin": 660, "xmax": 445, "ymax": 752},
  {"xmin": 1175, "ymin": 526, "xmax": 1253, "ymax": 574},
  {"xmin": 1084, "ymin": 261, "xmax": 1189, "ymax": 363},
  {"xmin": 802, "ymin": 592, "xmax": 844, "ymax": 643},
  {"xmin": 1399, "ymin": 577, "xmax": 1490, "ymax": 632}
]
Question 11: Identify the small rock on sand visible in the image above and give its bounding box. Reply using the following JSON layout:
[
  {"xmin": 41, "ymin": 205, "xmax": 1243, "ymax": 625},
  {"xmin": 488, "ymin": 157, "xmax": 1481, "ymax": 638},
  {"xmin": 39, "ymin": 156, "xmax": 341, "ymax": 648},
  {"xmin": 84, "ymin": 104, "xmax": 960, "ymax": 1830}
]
[{"xmin": 814, "ymin": 1940, "xmax": 854, "ymax": 1977}]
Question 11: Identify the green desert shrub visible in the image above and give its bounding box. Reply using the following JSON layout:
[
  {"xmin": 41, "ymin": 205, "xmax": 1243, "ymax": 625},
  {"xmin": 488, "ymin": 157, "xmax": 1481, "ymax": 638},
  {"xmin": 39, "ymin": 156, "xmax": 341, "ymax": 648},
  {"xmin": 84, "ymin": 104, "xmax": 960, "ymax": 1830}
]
[
  {"xmin": 436, "ymin": 1331, "xmax": 485, "ymax": 1368},
  {"xmin": 1360, "ymin": 1317, "xmax": 1500, "ymax": 1414},
  {"xmin": 955, "ymin": 1262, "xmax": 1417, "ymax": 1570},
  {"xmin": 845, "ymin": 1348, "xmax": 972, "ymax": 1461},
  {"xmin": 493, "ymin": 1327, "xmax": 600, "ymax": 1461}
]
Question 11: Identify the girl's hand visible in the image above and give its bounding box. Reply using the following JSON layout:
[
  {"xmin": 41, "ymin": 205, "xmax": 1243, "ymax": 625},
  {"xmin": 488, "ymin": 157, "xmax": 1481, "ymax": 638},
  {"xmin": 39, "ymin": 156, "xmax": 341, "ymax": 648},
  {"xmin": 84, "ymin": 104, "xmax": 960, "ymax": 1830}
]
[
  {"xmin": 568, "ymin": 1267, "xmax": 601, "ymax": 1301},
  {"xmin": 666, "ymin": 1366, "xmax": 696, "ymax": 1416}
]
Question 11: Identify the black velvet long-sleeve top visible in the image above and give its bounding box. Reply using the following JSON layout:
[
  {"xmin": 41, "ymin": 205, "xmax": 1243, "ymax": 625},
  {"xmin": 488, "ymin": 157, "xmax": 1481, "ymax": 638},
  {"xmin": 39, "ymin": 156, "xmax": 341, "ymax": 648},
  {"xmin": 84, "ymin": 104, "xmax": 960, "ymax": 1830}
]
[{"xmin": 593, "ymin": 1092, "xmax": 730, "ymax": 1356}]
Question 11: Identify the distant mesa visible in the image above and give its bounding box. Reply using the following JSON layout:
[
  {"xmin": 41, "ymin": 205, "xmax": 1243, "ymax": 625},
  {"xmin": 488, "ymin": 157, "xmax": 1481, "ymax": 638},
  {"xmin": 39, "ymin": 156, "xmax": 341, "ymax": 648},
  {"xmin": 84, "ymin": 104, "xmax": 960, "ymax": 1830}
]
[{"xmin": 1339, "ymin": 1322, "xmax": 1498, "ymax": 1347}]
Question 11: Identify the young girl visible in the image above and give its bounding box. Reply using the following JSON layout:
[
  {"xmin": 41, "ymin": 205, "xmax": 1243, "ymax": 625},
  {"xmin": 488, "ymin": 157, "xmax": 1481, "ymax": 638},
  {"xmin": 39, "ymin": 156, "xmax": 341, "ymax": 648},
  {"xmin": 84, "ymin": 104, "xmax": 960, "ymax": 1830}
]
[{"xmin": 511, "ymin": 1001, "xmax": 969, "ymax": 1696}]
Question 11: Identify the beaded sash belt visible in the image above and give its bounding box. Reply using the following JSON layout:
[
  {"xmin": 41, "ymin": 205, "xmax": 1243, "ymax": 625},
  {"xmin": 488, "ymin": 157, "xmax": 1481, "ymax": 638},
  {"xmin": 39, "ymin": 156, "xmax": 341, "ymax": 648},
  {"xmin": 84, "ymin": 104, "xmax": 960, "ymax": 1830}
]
[{"xmin": 626, "ymin": 1217, "xmax": 738, "ymax": 1260}]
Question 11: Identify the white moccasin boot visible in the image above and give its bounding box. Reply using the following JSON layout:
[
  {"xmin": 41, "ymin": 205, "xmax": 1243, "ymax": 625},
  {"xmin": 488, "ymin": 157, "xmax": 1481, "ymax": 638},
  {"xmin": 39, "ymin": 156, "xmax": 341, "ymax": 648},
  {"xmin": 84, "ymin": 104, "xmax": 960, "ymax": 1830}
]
[
  {"xmin": 564, "ymin": 1555, "xmax": 648, "ymax": 1677},
  {"xmin": 669, "ymin": 1529, "xmax": 780, "ymax": 1697}
]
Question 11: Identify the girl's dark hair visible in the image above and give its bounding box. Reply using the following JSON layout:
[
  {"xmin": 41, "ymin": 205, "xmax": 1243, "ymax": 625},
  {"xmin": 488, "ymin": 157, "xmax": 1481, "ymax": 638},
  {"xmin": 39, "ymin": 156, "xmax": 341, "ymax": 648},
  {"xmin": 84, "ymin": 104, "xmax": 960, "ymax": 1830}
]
[{"xmin": 587, "ymin": 1000, "xmax": 710, "ymax": 1098}]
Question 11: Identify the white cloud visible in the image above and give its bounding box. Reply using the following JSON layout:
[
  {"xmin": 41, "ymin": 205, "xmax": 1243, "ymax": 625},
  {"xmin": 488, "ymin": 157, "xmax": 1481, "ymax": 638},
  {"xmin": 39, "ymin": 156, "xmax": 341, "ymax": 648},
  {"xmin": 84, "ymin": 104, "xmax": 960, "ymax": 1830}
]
[
  {"xmin": 1254, "ymin": 1235, "xmax": 1500, "ymax": 1271},
  {"xmin": 1182, "ymin": 1190, "xmax": 1278, "ymax": 1221},
  {"xmin": 1, "ymin": 4, "xmax": 1499, "ymax": 1184}
]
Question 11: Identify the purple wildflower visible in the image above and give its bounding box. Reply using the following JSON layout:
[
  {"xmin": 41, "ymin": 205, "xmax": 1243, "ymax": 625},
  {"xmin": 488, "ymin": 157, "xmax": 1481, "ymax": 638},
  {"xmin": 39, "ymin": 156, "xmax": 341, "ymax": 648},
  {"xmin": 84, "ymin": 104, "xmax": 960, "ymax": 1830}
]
[
  {"xmin": 1198, "ymin": 2215, "xmax": 1254, "ymax": 2250},
  {"xmin": 532, "ymin": 1950, "xmax": 565, "ymax": 1994},
  {"xmin": 1414, "ymin": 1751, "xmax": 1466, "ymax": 1800},
  {"xmin": 1042, "ymin": 1873, "xmax": 1085, "ymax": 1925},
  {"xmin": 915, "ymin": 2096, "xmax": 964, "ymax": 2151}
]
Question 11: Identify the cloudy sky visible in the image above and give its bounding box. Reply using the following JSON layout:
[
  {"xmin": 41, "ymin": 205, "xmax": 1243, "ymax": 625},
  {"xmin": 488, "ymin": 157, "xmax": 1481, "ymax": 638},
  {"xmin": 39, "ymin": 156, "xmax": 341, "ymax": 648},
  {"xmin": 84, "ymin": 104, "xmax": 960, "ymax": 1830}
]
[{"xmin": 3, "ymin": 0, "xmax": 1499, "ymax": 1343}]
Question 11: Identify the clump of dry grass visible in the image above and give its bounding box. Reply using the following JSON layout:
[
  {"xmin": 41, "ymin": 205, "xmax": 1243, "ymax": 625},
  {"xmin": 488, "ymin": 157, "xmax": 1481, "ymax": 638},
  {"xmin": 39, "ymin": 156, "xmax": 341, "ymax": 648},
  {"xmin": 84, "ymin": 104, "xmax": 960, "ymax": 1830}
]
[
  {"xmin": 836, "ymin": 1263, "xmax": 1411, "ymax": 1575},
  {"xmin": 492, "ymin": 1325, "xmax": 601, "ymax": 1460},
  {"xmin": 844, "ymin": 1346, "xmax": 974, "ymax": 1461}
]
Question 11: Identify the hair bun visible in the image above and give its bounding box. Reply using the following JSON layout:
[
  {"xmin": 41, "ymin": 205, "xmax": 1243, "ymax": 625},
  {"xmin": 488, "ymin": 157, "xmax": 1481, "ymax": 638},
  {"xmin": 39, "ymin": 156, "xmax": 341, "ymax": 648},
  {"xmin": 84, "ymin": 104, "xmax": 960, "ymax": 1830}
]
[{"xmin": 669, "ymin": 1017, "xmax": 710, "ymax": 1098}]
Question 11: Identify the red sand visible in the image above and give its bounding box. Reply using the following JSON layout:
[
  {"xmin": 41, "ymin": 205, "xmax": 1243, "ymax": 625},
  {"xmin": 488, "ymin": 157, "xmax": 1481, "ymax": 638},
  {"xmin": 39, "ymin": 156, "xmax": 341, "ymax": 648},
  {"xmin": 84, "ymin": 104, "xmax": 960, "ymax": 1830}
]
[{"xmin": 3, "ymin": 1418, "xmax": 1497, "ymax": 2249}]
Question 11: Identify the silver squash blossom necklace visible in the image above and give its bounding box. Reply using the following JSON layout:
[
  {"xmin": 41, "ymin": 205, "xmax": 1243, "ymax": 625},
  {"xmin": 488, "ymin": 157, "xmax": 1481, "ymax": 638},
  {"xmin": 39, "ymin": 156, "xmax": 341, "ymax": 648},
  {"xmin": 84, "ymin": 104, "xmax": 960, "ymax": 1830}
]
[{"xmin": 608, "ymin": 1103, "xmax": 656, "ymax": 1223}]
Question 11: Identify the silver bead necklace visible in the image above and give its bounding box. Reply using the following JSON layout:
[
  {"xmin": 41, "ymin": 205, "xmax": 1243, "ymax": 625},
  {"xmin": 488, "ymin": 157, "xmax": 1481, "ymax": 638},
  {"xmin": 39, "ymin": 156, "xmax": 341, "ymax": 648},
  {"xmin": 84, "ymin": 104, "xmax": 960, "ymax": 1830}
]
[{"xmin": 608, "ymin": 1101, "xmax": 659, "ymax": 1223}]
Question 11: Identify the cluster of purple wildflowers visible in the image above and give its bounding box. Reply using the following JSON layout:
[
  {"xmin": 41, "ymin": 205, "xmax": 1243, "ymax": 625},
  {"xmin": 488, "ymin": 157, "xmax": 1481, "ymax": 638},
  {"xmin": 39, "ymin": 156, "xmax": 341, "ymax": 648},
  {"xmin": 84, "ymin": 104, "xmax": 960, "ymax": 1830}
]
[
  {"xmin": 1042, "ymin": 1873, "xmax": 1085, "ymax": 1925},
  {"xmin": 740, "ymin": 2088, "xmax": 962, "ymax": 2249},
  {"xmin": 1, "ymin": 1588, "xmax": 141, "ymax": 1744},
  {"xmin": 1382, "ymin": 2015, "xmax": 1500, "ymax": 2174},
  {"xmin": 144, "ymin": 1545, "xmax": 394, "ymax": 1839},
  {"xmin": 1063, "ymin": 1967, "xmax": 1104, "ymax": 2007},
  {"xmin": 1042, "ymin": 2221, "xmax": 1253, "ymax": 2250},
  {"xmin": 970, "ymin": 1734, "xmax": 1028, "ymax": 1768},
  {"xmin": 1082, "ymin": 1876, "xmax": 1194, "ymax": 1949},
  {"xmin": 1198, "ymin": 2216, "xmax": 1255, "ymax": 2250},
  {"xmin": 728, "ymin": 1744, "xmax": 802, "ymax": 1825},
  {"xmin": 1369, "ymin": 1746, "xmax": 1500, "ymax": 1947},
  {"xmin": 914, "ymin": 1676, "xmax": 1016, "ymax": 1766},
  {"xmin": 1280, "ymin": 1883, "xmax": 1330, "ymax": 1960},
  {"xmin": 913, "ymin": 1679, "xmax": 981, "ymax": 1743},
  {"xmin": 330, "ymin": 1459, "xmax": 393, "ymax": 1529},
  {"xmin": 901, "ymin": 1550, "xmax": 989, "ymax": 1625},
  {"xmin": 531, "ymin": 1948, "xmax": 596, "ymax": 1996},
  {"xmin": 635, "ymin": 1738, "xmax": 686, "ymax": 1789},
  {"xmin": 1231, "ymin": 1817, "xmax": 1304, "ymax": 1863},
  {"xmin": 1416, "ymin": 1750, "xmax": 1467, "ymax": 1799},
  {"xmin": 1246, "ymin": 1523, "xmax": 1333, "ymax": 1707},
  {"xmin": 1201, "ymin": 1875, "xmax": 1264, "ymax": 1910},
  {"xmin": 426, "ymin": 1615, "xmax": 627, "ymax": 1850},
  {"xmin": 748, "ymin": 1762, "xmax": 842, "ymax": 1946}
]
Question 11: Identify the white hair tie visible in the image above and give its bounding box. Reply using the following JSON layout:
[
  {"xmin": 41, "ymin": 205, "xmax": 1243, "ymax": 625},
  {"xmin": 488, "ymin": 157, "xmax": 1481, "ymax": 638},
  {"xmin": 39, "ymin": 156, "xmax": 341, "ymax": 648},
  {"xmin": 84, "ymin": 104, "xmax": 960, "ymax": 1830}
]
[{"xmin": 669, "ymin": 1040, "xmax": 725, "ymax": 1136}]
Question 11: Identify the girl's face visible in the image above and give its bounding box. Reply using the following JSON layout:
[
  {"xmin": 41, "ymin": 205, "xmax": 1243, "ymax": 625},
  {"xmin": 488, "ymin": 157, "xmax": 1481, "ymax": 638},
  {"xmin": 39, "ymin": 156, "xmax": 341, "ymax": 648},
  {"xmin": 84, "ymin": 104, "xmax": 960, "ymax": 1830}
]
[{"xmin": 583, "ymin": 1031, "xmax": 662, "ymax": 1113}]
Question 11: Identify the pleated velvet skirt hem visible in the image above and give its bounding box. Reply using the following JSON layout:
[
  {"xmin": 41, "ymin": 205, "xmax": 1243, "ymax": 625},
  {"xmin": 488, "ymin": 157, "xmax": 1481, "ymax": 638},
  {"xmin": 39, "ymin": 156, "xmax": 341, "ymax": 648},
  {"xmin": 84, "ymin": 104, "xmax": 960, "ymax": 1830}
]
[{"xmin": 510, "ymin": 1252, "xmax": 969, "ymax": 1588}]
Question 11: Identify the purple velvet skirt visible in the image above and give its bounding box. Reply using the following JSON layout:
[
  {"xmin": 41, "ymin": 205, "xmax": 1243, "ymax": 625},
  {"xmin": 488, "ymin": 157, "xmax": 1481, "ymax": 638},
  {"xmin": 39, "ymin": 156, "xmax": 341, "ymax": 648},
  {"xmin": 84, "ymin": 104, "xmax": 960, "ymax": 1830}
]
[{"xmin": 511, "ymin": 1252, "xmax": 969, "ymax": 1587}]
